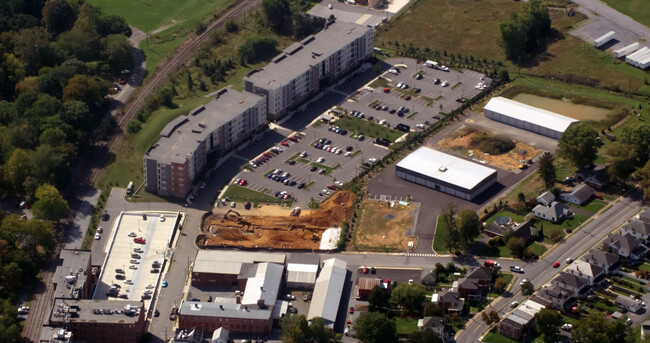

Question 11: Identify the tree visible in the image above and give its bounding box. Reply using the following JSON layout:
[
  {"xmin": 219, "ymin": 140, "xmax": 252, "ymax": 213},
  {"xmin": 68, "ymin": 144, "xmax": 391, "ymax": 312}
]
[
  {"xmin": 493, "ymin": 277, "xmax": 506, "ymax": 293},
  {"xmin": 238, "ymin": 37, "xmax": 278, "ymax": 64},
  {"xmin": 62, "ymin": 74, "xmax": 110, "ymax": 107},
  {"xmin": 389, "ymin": 283, "xmax": 426, "ymax": 313},
  {"xmin": 482, "ymin": 310, "xmax": 500, "ymax": 325},
  {"xmin": 639, "ymin": 160, "xmax": 650, "ymax": 201},
  {"xmin": 605, "ymin": 142, "xmax": 638, "ymax": 184},
  {"xmin": 620, "ymin": 124, "xmax": 650, "ymax": 165},
  {"xmin": 31, "ymin": 183, "xmax": 69, "ymax": 221},
  {"xmin": 408, "ymin": 328, "xmax": 443, "ymax": 343},
  {"xmin": 101, "ymin": 34, "xmax": 132, "ymax": 74},
  {"xmin": 457, "ymin": 209, "xmax": 480, "ymax": 246},
  {"xmin": 353, "ymin": 312, "xmax": 397, "ymax": 343},
  {"xmin": 521, "ymin": 280, "xmax": 534, "ymax": 295},
  {"xmin": 497, "ymin": 13, "xmax": 526, "ymax": 61},
  {"xmin": 262, "ymin": 0, "xmax": 292, "ymax": 33},
  {"xmin": 4, "ymin": 149, "xmax": 31, "ymax": 192},
  {"xmin": 571, "ymin": 312, "xmax": 628, "ymax": 343},
  {"xmin": 423, "ymin": 302, "xmax": 443, "ymax": 317},
  {"xmin": 281, "ymin": 314, "xmax": 310, "ymax": 343},
  {"xmin": 309, "ymin": 317, "xmax": 337, "ymax": 343},
  {"xmin": 535, "ymin": 308, "xmax": 563, "ymax": 342},
  {"xmin": 42, "ymin": 0, "xmax": 77, "ymax": 35},
  {"xmin": 558, "ymin": 123, "xmax": 603, "ymax": 169},
  {"xmin": 507, "ymin": 237, "xmax": 526, "ymax": 258},
  {"xmin": 497, "ymin": 0, "xmax": 550, "ymax": 61},
  {"xmin": 368, "ymin": 285, "xmax": 390, "ymax": 312},
  {"xmin": 538, "ymin": 152, "xmax": 556, "ymax": 188}
]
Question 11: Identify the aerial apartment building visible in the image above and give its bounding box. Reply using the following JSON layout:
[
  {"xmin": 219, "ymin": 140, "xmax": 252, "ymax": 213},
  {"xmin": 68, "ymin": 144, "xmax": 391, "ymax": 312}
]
[
  {"xmin": 244, "ymin": 21, "xmax": 373, "ymax": 120},
  {"xmin": 144, "ymin": 88, "xmax": 266, "ymax": 198}
]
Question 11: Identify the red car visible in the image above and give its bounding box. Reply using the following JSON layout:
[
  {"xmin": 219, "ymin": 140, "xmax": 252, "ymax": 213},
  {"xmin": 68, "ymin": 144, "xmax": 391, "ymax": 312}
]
[
  {"xmin": 263, "ymin": 152, "xmax": 272, "ymax": 158},
  {"xmin": 363, "ymin": 267, "xmax": 368, "ymax": 274},
  {"xmin": 383, "ymin": 88, "xmax": 390, "ymax": 93},
  {"xmin": 239, "ymin": 179, "xmax": 247, "ymax": 186},
  {"xmin": 134, "ymin": 237, "xmax": 146, "ymax": 244},
  {"xmin": 595, "ymin": 193, "xmax": 603, "ymax": 200},
  {"xmin": 283, "ymin": 193, "xmax": 291, "ymax": 200},
  {"xmin": 288, "ymin": 136, "xmax": 298, "ymax": 142},
  {"xmin": 281, "ymin": 141, "xmax": 289, "ymax": 147},
  {"xmin": 404, "ymin": 95, "xmax": 411, "ymax": 100},
  {"xmin": 349, "ymin": 307, "xmax": 355, "ymax": 314},
  {"xmin": 553, "ymin": 262, "xmax": 560, "ymax": 268},
  {"xmin": 327, "ymin": 185, "xmax": 337, "ymax": 190}
]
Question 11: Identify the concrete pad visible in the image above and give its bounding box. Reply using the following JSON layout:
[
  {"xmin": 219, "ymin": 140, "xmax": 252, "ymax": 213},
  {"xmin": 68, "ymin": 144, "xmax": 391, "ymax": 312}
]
[{"xmin": 386, "ymin": 0, "xmax": 410, "ymax": 14}]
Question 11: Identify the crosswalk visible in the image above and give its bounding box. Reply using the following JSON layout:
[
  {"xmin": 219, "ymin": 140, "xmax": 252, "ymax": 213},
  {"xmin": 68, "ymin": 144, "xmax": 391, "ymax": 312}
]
[
  {"xmin": 368, "ymin": 194, "xmax": 412, "ymax": 202},
  {"xmin": 404, "ymin": 253, "xmax": 437, "ymax": 257}
]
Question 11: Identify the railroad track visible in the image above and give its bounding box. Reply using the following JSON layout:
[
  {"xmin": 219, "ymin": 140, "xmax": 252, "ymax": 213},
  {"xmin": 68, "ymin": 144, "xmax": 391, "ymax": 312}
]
[{"xmin": 22, "ymin": 1, "xmax": 262, "ymax": 341}]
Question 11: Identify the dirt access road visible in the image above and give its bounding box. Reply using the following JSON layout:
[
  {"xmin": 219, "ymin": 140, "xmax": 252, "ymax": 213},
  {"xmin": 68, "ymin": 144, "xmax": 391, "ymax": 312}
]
[{"xmin": 21, "ymin": 1, "xmax": 262, "ymax": 342}]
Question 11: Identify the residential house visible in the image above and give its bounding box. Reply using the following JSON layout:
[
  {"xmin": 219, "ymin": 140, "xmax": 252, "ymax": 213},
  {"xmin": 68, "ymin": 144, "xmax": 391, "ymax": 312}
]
[
  {"xmin": 532, "ymin": 285, "xmax": 575, "ymax": 311},
  {"xmin": 565, "ymin": 260, "xmax": 606, "ymax": 285},
  {"xmin": 580, "ymin": 249, "xmax": 621, "ymax": 273},
  {"xmin": 602, "ymin": 233, "xmax": 647, "ymax": 260},
  {"xmin": 417, "ymin": 316, "xmax": 447, "ymax": 340},
  {"xmin": 421, "ymin": 272, "xmax": 437, "ymax": 286},
  {"xmin": 498, "ymin": 300, "xmax": 545, "ymax": 341},
  {"xmin": 639, "ymin": 208, "xmax": 650, "ymax": 224},
  {"xmin": 456, "ymin": 278, "xmax": 482, "ymax": 301},
  {"xmin": 466, "ymin": 267, "xmax": 493, "ymax": 287},
  {"xmin": 536, "ymin": 191, "xmax": 555, "ymax": 206},
  {"xmin": 560, "ymin": 184, "xmax": 594, "ymax": 205},
  {"xmin": 532, "ymin": 202, "xmax": 571, "ymax": 223},
  {"xmin": 483, "ymin": 221, "xmax": 538, "ymax": 242},
  {"xmin": 551, "ymin": 272, "xmax": 591, "ymax": 298},
  {"xmin": 438, "ymin": 290, "xmax": 464, "ymax": 314},
  {"xmin": 620, "ymin": 219, "xmax": 650, "ymax": 242},
  {"xmin": 615, "ymin": 295, "xmax": 643, "ymax": 313}
]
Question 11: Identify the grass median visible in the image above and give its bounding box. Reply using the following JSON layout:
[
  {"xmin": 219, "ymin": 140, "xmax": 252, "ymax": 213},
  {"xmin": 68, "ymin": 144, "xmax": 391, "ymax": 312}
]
[{"xmin": 334, "ymin": 116, "xmax": 403, "ymax": 142}]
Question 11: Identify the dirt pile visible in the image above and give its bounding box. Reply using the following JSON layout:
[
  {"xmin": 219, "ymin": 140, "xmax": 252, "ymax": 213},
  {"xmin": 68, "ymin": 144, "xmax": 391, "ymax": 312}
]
[{"xmin": 198, "ymin": 191, "xmax": 356, "ymax": 250}]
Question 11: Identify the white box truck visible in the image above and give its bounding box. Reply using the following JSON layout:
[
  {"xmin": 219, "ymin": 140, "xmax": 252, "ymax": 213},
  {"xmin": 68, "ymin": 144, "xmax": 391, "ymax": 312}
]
[{"xmin": 425, "ymin": 60, "xmax": 438, "ymax": 68}]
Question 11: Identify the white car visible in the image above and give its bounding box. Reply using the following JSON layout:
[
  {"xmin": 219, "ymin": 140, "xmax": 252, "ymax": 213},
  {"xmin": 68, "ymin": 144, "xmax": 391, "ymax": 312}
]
[
  {"xmin": 520, "ymin": 278, "xmax": 529, "ymax": 286},
  {"xmin": 97, "ymin": 226, "xmax": 103, "ymax": 233},
  {"xmin": 439, "ymin": 65, "xmax": 449, "ymax": 71},
  {"xmin": 334, "ymin": 181, "xmax": 343, "ymax": 187},
  {"xmin": 300, "ymin": 151, "xmax": 307, "ymax": 158},
  {"xmin": 328, "ymin": 3, "xmax": 332, "ymax": 9},
  {"xmin": 396, "ymin": 82, "xmax": 403, "ymax": 88},
  {"xmin": 388, "ymin": 69, "xmax": 398, "ymax": 75},
  {"xmin": 335, "ymin": 149, "xmax": 343, "ymax": 155},
  {"xmin": 322, "ymin": 189, "xmax": 331, "ymax": 195},
  {"xmin": 130, "ymin": 259, "xmax": 139, "ymax": 264},
  {"xmin": 230, "ymin": 202, "xmax": 236, "ymax": 208},
  {"xmin": 133, "ymin": 247, "xmax": 143, "ymax": 253},
  {"xmin": 94, "ymin": 233, "xmax": 101, "ymax": 240},
  {"xmin": 379, "ymin": 119, "xmax": 387, "ymax": 125},
  {"xmin": 344, "ymin": 151, "xmax": 352, "ymax": 157},
  {"xmin": 441, "ymin": 80, "xmax": 449, "ymax": 87},
  {"xmin": 368, "ymin": 158, "xmax": 378, "ymax": 163},
  {"xmin": 316, "ymin": 157, "xmax": 325, "ymax": 163},
  {"xmin": 128, "ymin": 232, "xmax": 137, "ymax": 237},
  {"xmin": 416, "ymin": 123, "xmax": 425, "ymax": 129},
  {"xmin": 160, "ymin": 215, "xmax": 165, "ymax": 222}
]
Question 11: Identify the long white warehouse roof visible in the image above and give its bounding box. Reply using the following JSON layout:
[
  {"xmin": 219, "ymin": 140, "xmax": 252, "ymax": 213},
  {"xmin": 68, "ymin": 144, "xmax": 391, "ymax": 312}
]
[
  {"xmin": 307, "ymin": 258, "xmax": 347, "ymax": 324},
  {"xmin": 484, "ymin": 97, "xmax": 578, "ymax": 134},
  {"xmin": 396, "ymin": 147, "xmax": 497, "ymax": 191}
]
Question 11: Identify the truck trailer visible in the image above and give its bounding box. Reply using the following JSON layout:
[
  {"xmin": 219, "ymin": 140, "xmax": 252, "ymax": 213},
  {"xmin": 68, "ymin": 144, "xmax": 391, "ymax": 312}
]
[
  {"xmin": 614, "ymin": 42, "xmax": 639, "ymax": 58},
  {"xmin": 594, "ymin": 31, "xmax": 616, "ymax": 48}
]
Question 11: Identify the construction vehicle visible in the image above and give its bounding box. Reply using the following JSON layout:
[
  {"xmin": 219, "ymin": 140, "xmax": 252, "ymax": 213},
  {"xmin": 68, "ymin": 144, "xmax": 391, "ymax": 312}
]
[{"xmin": 290, "ymin": 207, "xmax": 301, "ymax": 216}]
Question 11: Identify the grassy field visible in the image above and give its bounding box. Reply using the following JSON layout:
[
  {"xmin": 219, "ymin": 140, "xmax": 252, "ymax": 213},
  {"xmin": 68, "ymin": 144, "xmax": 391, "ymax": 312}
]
[
  {"xmin": 395, "ymin": 317, "xmax": 419, "ymax": 335},
  {"xmin": 578, "ymin": 198, "xmax": 607, "ymax": 214},
  {"xmin": 433, "ymin": 215, "xmax": 449, "ymax": 254},
  {"xmin": 221, "ymin": 185, "xmax": 293, "ymax": 206},
  {"xmin": 602, "ymin": 0, "xmax": 650, "ymax": 28},
  {"xmin": 334, "ymin": 116, "xmax": 404, "ymax": 142}
]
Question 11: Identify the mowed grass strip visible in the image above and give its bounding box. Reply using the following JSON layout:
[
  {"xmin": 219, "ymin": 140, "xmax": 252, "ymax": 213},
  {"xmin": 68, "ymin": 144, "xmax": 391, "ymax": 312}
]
[
  {"xmin": 433, "ymin": 215, "xmax": 449, "ymax": 254},
  {"xmin": 335, "ymin": 116, "xmax": 403, "ymax": 142},
  {"xmin": 222, "ymin": 185, "xmax": 291, "ymax": 206}
]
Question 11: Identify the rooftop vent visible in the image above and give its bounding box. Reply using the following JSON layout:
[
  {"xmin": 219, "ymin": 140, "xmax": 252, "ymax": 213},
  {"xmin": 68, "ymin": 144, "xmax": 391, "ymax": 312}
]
[{"xmin": 439, "ymin": 166, "xmax": 448, "ymax": 172}]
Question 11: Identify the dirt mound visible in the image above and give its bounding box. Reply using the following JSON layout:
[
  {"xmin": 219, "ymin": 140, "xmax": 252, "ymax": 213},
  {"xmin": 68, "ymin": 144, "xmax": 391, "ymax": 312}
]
[{"xmin": 304, "ymin": 191, "xmax": 356, "ymax": 227}]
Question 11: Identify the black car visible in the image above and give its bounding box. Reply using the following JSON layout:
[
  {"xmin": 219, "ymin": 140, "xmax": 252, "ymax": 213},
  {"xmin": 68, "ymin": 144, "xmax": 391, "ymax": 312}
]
[
  {"xmin": 102, "ymin": 210, "xmax": 109, "ymax": 221},
  {"xmin": 310, "ymin": 166, "xmax": 318, "ymax": 172},
  {"xmin": 368, "ymin": 116, "xmax": 374, "ymax": 121},
  {"xmin": 340, "ymin": 130, "xmax": 348, "ymax": 135},
  {"xmin": 346, "ymin": 146, "xmax": 353, "ymax": 151},
  {"xmin": 389, "ymin": 109, "xmax": 396, "ymax": 114},
  {"xmin": 358, "ymin": 135, "xmax": 365, "ymax": 141},
  {"xmin": 297, "ymin": 183, "xmax": 305, "ymax": 189},
  {"xmin": 154, "ymin": 310, "xmax": 160, "ymax": 317},
  {"xmin": 434, "ymin": 78, "xmax": 441, "ymax": 84},
  {"xmin": 290, "ymin": 180, "xmax": 297, "ymax": 186},
  {"xmin": 414, "ymin": 88, "xmax": 421, "ymax": 93},
  {"xmin": 289, "ymin": 160, "xmax": 296, "ymax": 165},
  {"xmin": 325, "ymin": 139, "xmax": 332, "ymax": 145},
  {"xmin": 397, "ymin": 112, "xmax": 404, "ymax": 117},
  {"xmin": 275, "ymin": 191, "xmax": 282, "ymax": 197}
]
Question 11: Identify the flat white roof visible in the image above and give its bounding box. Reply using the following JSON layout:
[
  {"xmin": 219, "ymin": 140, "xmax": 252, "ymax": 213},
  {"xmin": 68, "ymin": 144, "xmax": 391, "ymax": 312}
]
[
  {"xmin": 484, "ymin": 97, "xmax": 578, "ymax": 133},
  {"xmin": 287, "ymin": 263, "xmax": 319, "ymax": 273},
  {"xmin": 193, "ymin": 251, "xmax": 286, "ymax": 274},
  {"xmin": 396, "ymin": 147, "xmax": 497, "ymax": 190},
  {"xmin": 241, "ymin": 263, "xmax": 283, "ymax": 307},
  {"xmin": 307, "ymin": 258, "xmax": 347, "ymax": 323}
]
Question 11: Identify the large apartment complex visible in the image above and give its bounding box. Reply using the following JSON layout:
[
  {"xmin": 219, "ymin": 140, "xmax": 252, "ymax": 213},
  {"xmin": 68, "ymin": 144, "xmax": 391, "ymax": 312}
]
[
  {"xmin": 244, "ymin": 21, "xmax": 373, "ymax": 120},
  {"xmin": 144, "ymin": 88, "xmax": 266, "ymax": 198}
]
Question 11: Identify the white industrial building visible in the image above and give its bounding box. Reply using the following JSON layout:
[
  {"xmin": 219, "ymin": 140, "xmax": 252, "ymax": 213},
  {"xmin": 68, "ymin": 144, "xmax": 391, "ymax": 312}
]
[
  {"xmin": 483, "ymin": 97, "xmax": 578, "ymax": 140},
  {"xmin": 395, "ymin": 147, "xmax": 498, "ymax": 201},
  {"xmin": 285, "ymin": 255, "xmax": 320, "ymax": 289},
  {"xmin": 307, "ymin": 258, "xmax": 348, "ymax": 325}
]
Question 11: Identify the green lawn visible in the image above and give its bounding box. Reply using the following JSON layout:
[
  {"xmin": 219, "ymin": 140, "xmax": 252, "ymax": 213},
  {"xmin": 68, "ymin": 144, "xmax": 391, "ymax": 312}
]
[
  {"xmin": 395, "ymin": 317, "xmax": 419, "ymax": 335},
  {"xmin": 638, "ymin": 262, "xmax": 650, "ymax": 273},
  {"xmin": 88, "ymin": 0, "xmax": 236, "ymax": 32},
  {"xmin": 602, "ymin": 0, "xmax": 650, "ymax": 28},
  {"xmin": 433, "ymin": 215, "xmax": 449, "ymax": 254},
  {"xmin": 578, "ymin": 198, "xmax": 607, "ymax": 214},
  {"xmin": 221, "ymin": 185, "xmax": 292, "ymax": 206},
  {"xmin": 483, "ymin": 330, "xmax": 521, "ymax": 343},
  {"xmin": 484, "ymin": 211, "xmax": 527, "ymax": 224},
  {"xmin": 528, "ymin": 242, "xmax": 547, "ymax": 256},
  {"xmin": 334, "ymin": 116, "xmax": 404, "ymax": 142},
  {"xmin": 501, "ymin": 272, "xmax": 514, "ymax": 290}
]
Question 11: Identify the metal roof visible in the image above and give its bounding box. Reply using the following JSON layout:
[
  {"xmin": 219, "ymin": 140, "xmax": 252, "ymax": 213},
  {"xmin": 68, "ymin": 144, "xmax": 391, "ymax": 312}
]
[
  {"xmin": 307, "ymin": 258, "xmax": 347, "ymax": 323},
  {"xmin": 484, "ymin": 97, "xmax": 578, "ymax": 133},
  {"xmin": 396, "ymin": 147, "xmax": 497, "ymax": 190},
  {"xmin": 241, "ymin": 263, "xmax": 284, "ymax": 307},
  {"xmin": 286, "ymin": 263, "xmax": 318, "ymax": 285},
  {"xmin": 193, "ymin": 251, "xmax": 286, "ymax": 274}
]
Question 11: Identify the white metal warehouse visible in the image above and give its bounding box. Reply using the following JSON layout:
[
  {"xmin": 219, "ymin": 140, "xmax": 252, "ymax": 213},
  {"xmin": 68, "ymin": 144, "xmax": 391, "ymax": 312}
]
[
  {"xmin": 395, "ymin": 147, "xmax": 498, "ymax": 201},
  {"xmin": 483, "ymin": 97, "xmax": 578, "ymax": 140},
  {"xmin": 307, "ymin": 258, "xmax": 347, "ymax": 326},
  {"xmin": 285, "ymin": 254, "xmax": 320, "ymax": 289}
]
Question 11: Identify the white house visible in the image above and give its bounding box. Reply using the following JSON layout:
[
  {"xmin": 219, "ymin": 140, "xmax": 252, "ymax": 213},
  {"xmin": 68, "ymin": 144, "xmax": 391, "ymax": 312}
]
[
  {"xmin": 536, "ymin": 191, "xmax": 555, "ymax": 206},
  {"xmin": 560, "ymin": 184, "xmax": 594, "ymax": 205},
  {"xmin": 532, "ymin": 202, "xmax": 571, "ymax": 223},
  {"xmin": 565, "ymin": 260, "xmax": 606, "ymax": 285},
  {"xmin": 620, "ymin": 219, "xmax": 650, "ymax": 242}
]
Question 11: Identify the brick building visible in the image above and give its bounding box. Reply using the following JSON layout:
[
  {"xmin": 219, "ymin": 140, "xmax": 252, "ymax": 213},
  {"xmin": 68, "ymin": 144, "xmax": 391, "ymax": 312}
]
[{"xmin": 179, "ymin": 302, "xmax": 273, "ymax": 334}]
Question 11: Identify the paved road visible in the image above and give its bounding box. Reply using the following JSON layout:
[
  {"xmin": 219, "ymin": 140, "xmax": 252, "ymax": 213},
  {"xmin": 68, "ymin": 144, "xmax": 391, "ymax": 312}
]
[
  {"xmin": 458, "ymin": 190, "xmax": 644, "ymax": 342},
  {"xmin": 571, "ymin": 0, "xmax": 650, "ymax": 50}
]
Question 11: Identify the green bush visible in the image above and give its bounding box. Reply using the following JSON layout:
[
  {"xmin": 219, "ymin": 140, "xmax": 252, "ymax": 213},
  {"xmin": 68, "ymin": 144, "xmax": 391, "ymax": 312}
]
[
  {"xmin": 470, "ymin": 132, "xmax": 516, "ymax": 155},
  {"xmin": 238, "ymin": 37, "xmax": 278, "ymax": 64}
]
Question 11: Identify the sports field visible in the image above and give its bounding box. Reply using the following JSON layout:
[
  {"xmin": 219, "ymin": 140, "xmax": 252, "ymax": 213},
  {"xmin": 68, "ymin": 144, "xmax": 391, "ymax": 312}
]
[{"xmin": 88, "ymin": 0, "xmax": 235, "ymax": 32}]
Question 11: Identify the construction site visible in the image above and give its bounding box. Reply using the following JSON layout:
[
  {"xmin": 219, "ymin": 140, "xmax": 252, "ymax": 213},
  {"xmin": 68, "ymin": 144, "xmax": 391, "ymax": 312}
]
[{"xmin": 197, "ymin": 191, "xmax": 356, "ymax": 250}]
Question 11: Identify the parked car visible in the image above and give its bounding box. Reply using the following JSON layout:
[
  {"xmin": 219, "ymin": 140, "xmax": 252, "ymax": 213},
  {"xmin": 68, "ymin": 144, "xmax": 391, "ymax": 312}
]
[
  {"xmin": 94, "ymin": 233, "xmax": 101, "ymax": 240},
  {"xmin": 510, "ymin": 266, "xmax": 524, "ymax": 273},
  {"xmin": 553, "ymin": 262, "xmax": 561, "ymax": 268},
  {"xmin": 134, "ymin": 237, "xmax": 146, "ymax": 244}
]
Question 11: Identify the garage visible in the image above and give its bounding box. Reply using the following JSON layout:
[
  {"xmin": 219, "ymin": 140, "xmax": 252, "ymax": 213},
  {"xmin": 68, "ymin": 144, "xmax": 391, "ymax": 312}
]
[
  {"xmin": 395, "ymin": 147, "xmax": 498, "ymax": 200},
  {"xmin": 483, "ymin": 97, "xmax": 578, "ymax": 140}
]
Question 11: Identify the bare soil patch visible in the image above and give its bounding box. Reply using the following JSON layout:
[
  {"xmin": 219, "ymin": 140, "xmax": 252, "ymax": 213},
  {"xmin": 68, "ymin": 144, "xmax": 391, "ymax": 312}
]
[
  {"xmin": 198, "ymin": 191, "xmax": 356, "ymax": 250},
  {"xmin": 352, "ymin": 200, "xmax": 418, "ymax": 251}
]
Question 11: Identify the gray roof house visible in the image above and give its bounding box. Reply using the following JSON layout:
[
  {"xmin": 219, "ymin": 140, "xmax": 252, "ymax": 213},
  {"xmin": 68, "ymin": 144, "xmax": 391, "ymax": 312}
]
[
  {"xmin": 551, "ymin": 272, "xmax": 591, "ymax": 298},
  {"xmin": 560, "ymin": 184, "xmax": 594, "ymax": 205},
  {"xmin": 565, "ymin": 260, "xmax": 606, "ymax": 285},
  {"xmin": 620, "ymin": 219, "xmax": 650, "ymax": 242},
  {"xmin": 615, "ymin": 295, "xmax": 643, "ymax": 313},
  {"xmin": 580, "ymin": 249, "xmax": 620, "ymax": 272},
  {"xmin": 532, "ymin": 202, "xmax": 571, "ymax": 223},
  {"xmin": 513, "ymin": 221, "xmax": 539, "ymax": 242},
  {"xmin": 536, "ymin": 191, "xmax": 556, "ymax": 206},
  {"xmin": 532, "ymin": 285, "xmax": 575, "ymax": 311},
  {"xmin": 417, "ymin": 316, "xmax": 447, "ymax": 340},
  {"xmin": 439, "ymin": 290, "xmax": 464, "ymax": 313},
  {"xmin": 602, "ymin": 233, "xmax": 647, "ymax": 260},
  {"xmin": 640, "ymin": 207, "xmax": 650, "ymax": 224}
]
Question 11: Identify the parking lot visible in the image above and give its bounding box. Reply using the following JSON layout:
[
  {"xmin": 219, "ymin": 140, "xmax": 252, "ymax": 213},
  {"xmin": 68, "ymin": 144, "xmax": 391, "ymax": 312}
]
[{"xmin": 93, "ymin": 211, "xmax": 178, "ymax": 311}]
